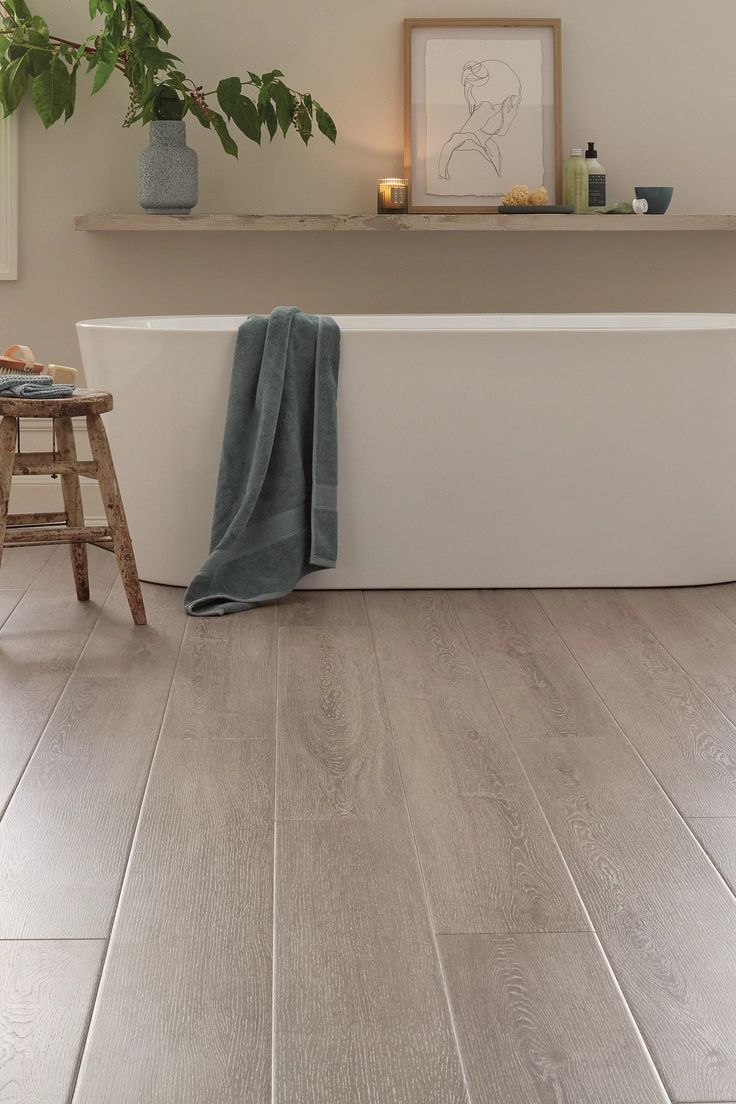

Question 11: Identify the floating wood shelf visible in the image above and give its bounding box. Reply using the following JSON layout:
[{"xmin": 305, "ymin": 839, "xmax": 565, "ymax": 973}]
[{"xmin": 74, "ymin": 213, "xmax": 736, "ymax": 233}]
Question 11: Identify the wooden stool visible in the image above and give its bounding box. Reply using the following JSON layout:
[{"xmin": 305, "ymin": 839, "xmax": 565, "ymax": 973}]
[{"xmin": 0, "ymin": 389, "xmax": 146, "ymax": 625}]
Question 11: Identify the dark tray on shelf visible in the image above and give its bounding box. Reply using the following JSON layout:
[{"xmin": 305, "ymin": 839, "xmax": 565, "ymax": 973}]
[{"xmin": 498, "ymin": 205, "xmax": 574, "ymax": 214}]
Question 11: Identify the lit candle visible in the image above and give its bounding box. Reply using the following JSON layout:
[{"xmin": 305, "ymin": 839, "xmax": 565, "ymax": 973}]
[{"xmin": 377, "ymin": 178, "xmax": 409, "ymax": 214}]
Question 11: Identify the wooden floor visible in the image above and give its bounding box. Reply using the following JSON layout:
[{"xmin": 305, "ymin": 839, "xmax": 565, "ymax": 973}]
[{"xmin": 2, "ymin": 548, "xmax": 736, "ymax": 1103}]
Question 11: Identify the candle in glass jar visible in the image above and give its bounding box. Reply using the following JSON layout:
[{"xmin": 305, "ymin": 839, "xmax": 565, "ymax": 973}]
[{"xmin": 377, "ymin": 178, "xmax": 409, "ymax": 214}]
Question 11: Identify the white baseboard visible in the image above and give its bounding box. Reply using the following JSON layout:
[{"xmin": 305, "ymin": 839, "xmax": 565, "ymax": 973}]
[
  {"xmin": 8, "ymin": 419, "xmax": 105, "ymax": 523},
  {"xmin": 9, "ymin": 477, "xmax": 105, "ymax": 525}
]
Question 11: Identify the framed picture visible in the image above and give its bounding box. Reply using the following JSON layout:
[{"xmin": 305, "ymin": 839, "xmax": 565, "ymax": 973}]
[
  {"xmin": 404, "ymin": 18, "xmax": 562, "ymax": 213},
  {"xmin": 0, "ymin": 114, "xmax": 18, "ymax": 280}
]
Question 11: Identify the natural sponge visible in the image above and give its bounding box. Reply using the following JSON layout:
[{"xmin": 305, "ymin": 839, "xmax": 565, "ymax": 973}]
[
  {"xmin": 529, "ymin": 186, "xmax": 549, "ymax": 206},
  {"xmin": 501, "ymin": 184, "xmax": 530, "ymax": 206}
]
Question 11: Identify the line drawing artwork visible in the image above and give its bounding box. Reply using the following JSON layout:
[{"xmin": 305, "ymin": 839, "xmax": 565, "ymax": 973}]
[{"xmin": 438, "ymin": 60, "xmax": 522, "ymax": 181}]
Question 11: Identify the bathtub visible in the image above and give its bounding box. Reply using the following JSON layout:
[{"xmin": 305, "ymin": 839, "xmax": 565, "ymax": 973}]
[{"xmin": 76, "ymin": 313, "xmax": 736, "ymax": 588}]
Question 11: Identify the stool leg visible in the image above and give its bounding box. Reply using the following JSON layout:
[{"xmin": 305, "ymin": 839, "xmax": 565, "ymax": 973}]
[
  {"xmin": 0, "ymin": 416, "xmax": 18, "ymax": 573},
  {"xmin": 54, "ymin": 416, "xmax": 90, "ymax": 602},
  {"xmin": 86, "ymin": 414, "xmax": 147, "ymax": 626}
]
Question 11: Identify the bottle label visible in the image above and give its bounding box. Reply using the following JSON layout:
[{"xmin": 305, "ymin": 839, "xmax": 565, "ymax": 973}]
[{"xmin": 588, "ymin": 173, "xmax": 606, "ymax": 207}]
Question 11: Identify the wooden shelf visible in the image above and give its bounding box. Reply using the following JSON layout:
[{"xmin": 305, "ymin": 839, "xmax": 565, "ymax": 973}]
[{"xmin": 74, "ymin": 212, "xmax": 736, "ymax": 233}]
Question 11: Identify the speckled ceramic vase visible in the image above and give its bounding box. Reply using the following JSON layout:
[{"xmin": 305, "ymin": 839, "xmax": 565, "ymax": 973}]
[{"xmin": 137, "ymin": 120, "xmax": 198, "ymax": 215}]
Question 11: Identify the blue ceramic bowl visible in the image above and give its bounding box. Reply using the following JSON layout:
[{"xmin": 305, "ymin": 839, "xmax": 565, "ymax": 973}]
[{"xmin": 635, "ymin": 187, "xmax": 674, "ymax": 214}]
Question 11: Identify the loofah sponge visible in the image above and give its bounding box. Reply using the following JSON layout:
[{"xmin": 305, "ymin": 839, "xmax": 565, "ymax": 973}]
[
  {"xmin": 501, "ymin": 184, "xmax": 530, "ymax": 206},
  {"xmin": 529, "ymin": 186, "xmax": 549, "ymax": 206}
]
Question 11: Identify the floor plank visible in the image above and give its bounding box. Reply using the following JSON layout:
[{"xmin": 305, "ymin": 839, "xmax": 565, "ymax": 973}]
[
  {"xmin": 366, "ymin": 591, "xmax": 588, "ymax": 934},
  {"xmin": 0, "ymin": 939, "xmax": 104, "ymax": 1104},
  {"xmin": 275, "ymin": 819, "xmax": 468, "ymax": 1104},
  {"xmin": 0, "ymin": 583, "xmax": 186, "ymax": 938},
  {"xmin": 537, "ymin": 588, "xmax": 736, "ymax": 816},
  {"xmin": 162, "ymin": 607, "xmax": 277, "ymax": 741},
  {"xmin": 73, "ymin": 737, "xmax": 274, "ymax": 1104},
  {"xmin": 0, "ymin": 590, "xmax": 23, "ymax": 630},
  {"xmin": 0, "ymin": 545, "xmax": 54, "ymax": 592},
  {"xmin": 278, "ymin": 589, "xmax": 367, "ymax": 628},
  {"xmin": 516, "ymin": 733, "xmax": 736, "ymax": 1103},
  {"xmin": 439, "ymin": 932, "xmax": 668, "ymax": 1104},
  {"xmin": 688, "ymin": 817, "xmax": 736, "ymax": 896},
  {"xmin": 451, "ymin": 589, "xmax": 620, "ymax": 740},
  {"xmin": 0, "ymin": 548, "xmax": 118, "ymax": 815},
  {"xmin": 277, "ymin": 625, "xmax": 404, "ymax": 821},
  {"xmin": 702, "ymin": 581, "xmax": 736, "ymax": 624},
  {"xmin": 625, "ymin": 585, "xmax": 736, "ymax": 727}
]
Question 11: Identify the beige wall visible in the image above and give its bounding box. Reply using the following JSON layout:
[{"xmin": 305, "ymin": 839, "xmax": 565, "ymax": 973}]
[{"xmin": 2, "ymin": 0, "xmax": 736, "ymax": 370}]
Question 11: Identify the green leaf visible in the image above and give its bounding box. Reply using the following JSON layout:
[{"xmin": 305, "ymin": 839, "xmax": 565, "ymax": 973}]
[
  {"xmin": 130, "ymin": 5, "xmax": 157, "ymax": 42},
  {"xmin": 270, "ymin": 80, "xmax": 294, "ymax": 136},
  {"xmin": 0, "ymin": 40, "xmax": 8, "ymax": 61},
  {"xmin": 92, "ymin": 56, "xmax": 115, "ymax": 93},
  {"xmin": 247, "ymin": 71, "xmax": 262, "ymax": 87},
  {"xmin": 64, "ymin": 65, "xmax": 77, "ymax": 120},
  {"xmin": 107, "ymin": 5, "xmax": 124, "ymax": 48},
  {"xmin": 232, "ymin": 94, "xmax": 260, "ymax": 144},
  {"xmin": 134, "ymin": 1, "xmax": 171, "ymax": 43},
  {"xmin": 218, "ymin": 80, "xmax": 260, "ymax": 145},
  {"xmin": 210, "ymin": 110, "xmax": 238, "ymax": 157},
  {"xmin": 88, "ymin": 0, "xmax": 99, "ymax": 18},
  {"xmin": 0, "ymin": 53, "xmax": 30, "ymax": 115},
  {"xmin": 261, "ymin": 99, "xmax": 277, "ymax": 140},
  {"xmin": 138, "ymin": 45, "xmax": 181, "ymax": 72},
  {"xmin": 28, "ymin": 15, "xmax": 49, "ymax": 37},
  {"xmin": 91, "ymin": 41, "xmax": 118, "ymax": 94},
  {"xmin": 216, "ymin": 76, "xmax": 240, "ymax": 117},
  {"xmin": 315, "ymin": 104, "xmax": 336, "ymax": 142},
  {"xmin": 28, "ymin": 46, "xmax": 51, "ymax": 77},
  {"xmin": 295, "ymin": 103, "xmax": 312, "ymax": 145},
  {"xmin": 32, "ymin": 55, "xmax": 71, "ymax": 126},
  {"xmin": 6, "ymin": 0, "xmax": 32, "ymax": 22}
]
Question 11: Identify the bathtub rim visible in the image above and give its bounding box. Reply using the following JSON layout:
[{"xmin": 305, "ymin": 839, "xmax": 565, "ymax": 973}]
[{"xmin": 76, "ymin": 312, "xmax": 736, "ymax": 335}]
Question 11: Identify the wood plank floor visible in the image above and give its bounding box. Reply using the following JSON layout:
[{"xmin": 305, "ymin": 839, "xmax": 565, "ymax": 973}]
[{"xmin": 1, "ymin": 557, "xmax": 736, "ymax": 1102}]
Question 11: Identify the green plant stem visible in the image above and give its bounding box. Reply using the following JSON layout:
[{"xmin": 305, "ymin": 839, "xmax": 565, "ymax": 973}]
[
  {"xmin": 199, "ymin": 80, "xmax": 298, "ymax": 100},
  {"xmin": 0, "ymin": 28, "xmax": 127, "ymax": 73}
]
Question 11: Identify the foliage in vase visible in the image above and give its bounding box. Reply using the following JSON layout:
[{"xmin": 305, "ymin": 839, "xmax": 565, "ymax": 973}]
[{"xmin": 0, "ymin": 0, "xmax": 337, "ymax": 156}]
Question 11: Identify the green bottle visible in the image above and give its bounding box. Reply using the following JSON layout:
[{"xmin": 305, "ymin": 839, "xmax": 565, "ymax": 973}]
[{"xmin": 563, "ymin": 148, "xmax": 588, "ymax": 213}]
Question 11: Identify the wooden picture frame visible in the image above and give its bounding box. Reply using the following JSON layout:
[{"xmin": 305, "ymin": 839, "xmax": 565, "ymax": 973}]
[
  {"xmin": 0, "ymin": 114, "xmax": 18, "ymax": 280},
  {"xmin": 404, "ymin": 18, "xmax": 562, "ymax": 213}
]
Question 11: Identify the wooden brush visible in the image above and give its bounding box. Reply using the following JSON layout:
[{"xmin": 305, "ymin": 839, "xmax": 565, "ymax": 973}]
[
  {"xmin": 0, "ymin": 345, "xmax": 44, "ymax": 374},
  {"xmin": 0, "ymin": 345, "xmax": 77, "ymax": 385}
]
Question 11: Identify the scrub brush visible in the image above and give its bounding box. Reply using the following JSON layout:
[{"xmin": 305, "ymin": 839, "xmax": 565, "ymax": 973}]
[{"xmin": 0, "ymin": 345, "xmax": 77, "ymax": 385}]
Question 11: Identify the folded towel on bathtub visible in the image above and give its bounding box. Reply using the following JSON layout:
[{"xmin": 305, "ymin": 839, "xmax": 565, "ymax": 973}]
[
  {"xmin": 184, "ymin": 306, "xmax": 340, "ymax": 616},
  {"xmin": 0, "ymin": 374, "xmax": 75, "ymax": 398}
]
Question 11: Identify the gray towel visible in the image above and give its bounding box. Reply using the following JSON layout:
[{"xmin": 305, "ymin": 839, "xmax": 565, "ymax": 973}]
[
  {"xmin": 184, "ymin": 306, "xmax": 340, "ymax": 616},
  {"xmin": 0, "ymin": 374, "xmax": 75, "ymax": 398}
]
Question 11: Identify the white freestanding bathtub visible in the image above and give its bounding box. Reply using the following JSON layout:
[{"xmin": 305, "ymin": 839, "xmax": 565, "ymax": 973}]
[{"xmin": 77, "ymin": 314, "xmax": 736, "ymax": 589}]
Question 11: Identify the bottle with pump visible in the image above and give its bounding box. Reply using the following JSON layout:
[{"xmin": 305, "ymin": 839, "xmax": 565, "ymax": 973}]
[
  {"xmin": 585, "ymin": 141, "xmax": 606, "ymax": 208},
  {"xmin": 563, "ymin": 149, "xmax": 588, "ymax": 213}
]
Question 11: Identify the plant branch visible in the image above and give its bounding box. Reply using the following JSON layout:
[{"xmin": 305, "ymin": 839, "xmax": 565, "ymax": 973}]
[{"xmin": 0, "ymin": 0, "xmax": 336, "ymax": 149}]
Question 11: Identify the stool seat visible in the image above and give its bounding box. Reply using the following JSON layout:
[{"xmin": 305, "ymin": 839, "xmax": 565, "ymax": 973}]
[{"xmin": 0, "ymin": 388, "xmax": 113, "ymax": 418}]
